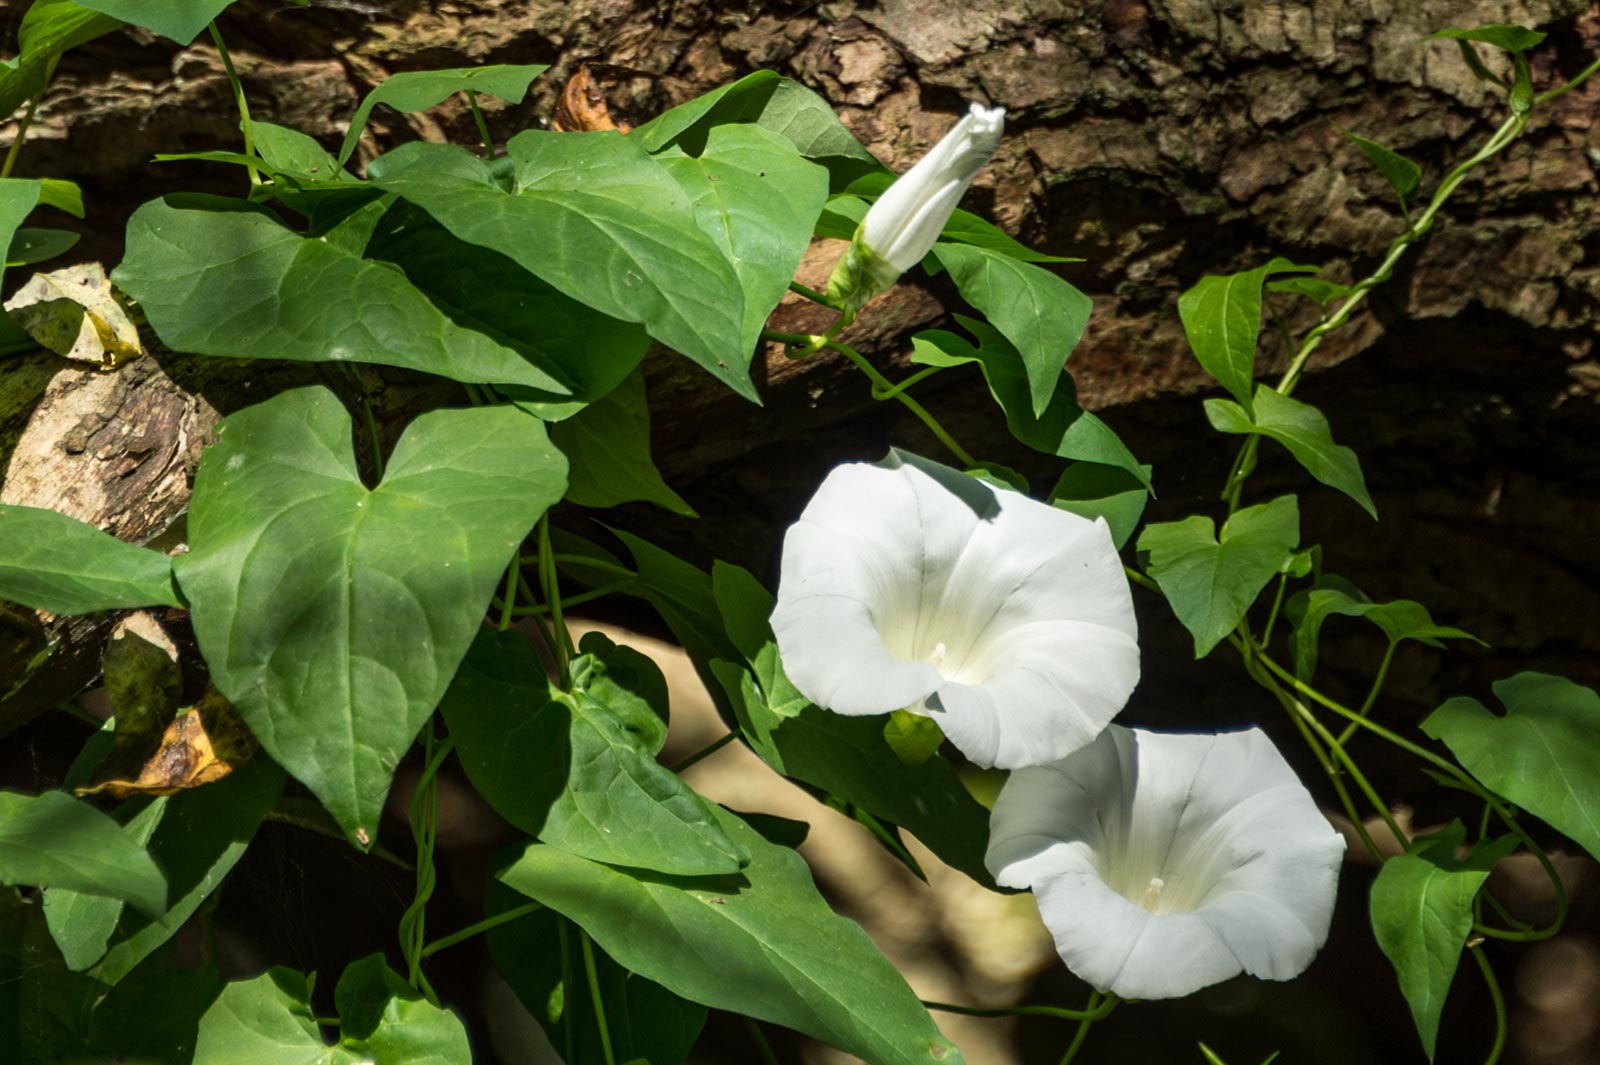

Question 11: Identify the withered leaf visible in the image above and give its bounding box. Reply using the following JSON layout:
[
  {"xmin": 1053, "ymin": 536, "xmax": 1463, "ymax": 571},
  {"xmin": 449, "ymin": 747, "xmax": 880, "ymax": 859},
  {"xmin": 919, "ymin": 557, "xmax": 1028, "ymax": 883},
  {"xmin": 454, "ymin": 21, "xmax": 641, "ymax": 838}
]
[
  {"xmin": 552, "ymin": 64, "xmax": 631, "ymax": 133},
  {"xmin": 3, "ymin": 262, "xmax": 144, "ymax": 368},
  {"xmin": 79, "ymin": 688, "xmax": 257, "ymax": 799}
]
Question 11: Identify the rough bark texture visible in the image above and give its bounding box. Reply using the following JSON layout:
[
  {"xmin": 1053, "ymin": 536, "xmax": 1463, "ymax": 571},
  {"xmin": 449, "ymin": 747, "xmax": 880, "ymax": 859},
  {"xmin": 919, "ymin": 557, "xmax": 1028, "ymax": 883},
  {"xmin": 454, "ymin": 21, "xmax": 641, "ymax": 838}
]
[
  {"xmin": 3, "ymin": 0, "xmax": 1595, "ymax": 663},
  {"xmin": 3, "ymin": 2, "xmax": 1600, "ymax": 1061}
]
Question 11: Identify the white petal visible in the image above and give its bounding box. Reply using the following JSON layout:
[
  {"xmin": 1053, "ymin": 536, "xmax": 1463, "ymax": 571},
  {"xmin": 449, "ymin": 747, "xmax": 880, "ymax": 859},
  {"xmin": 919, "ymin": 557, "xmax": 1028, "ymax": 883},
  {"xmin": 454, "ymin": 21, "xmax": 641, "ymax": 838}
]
[
  {"xmin": 861, "ymin": 102, "xmax": 1006, "ymax": 272},
  {"xmin": 986, "ymin": 726, "xmax": 1345, "ymax": 999},
  {"xmin": 772, "ymin": 451, "xmax": 1140, "ymax": 769},
  {"xmin": 920, "ymin": 477, "xmax": 1138, "ymax": 767},
  {"xmin": 771, "ymin": 455, "xmax": 983, "ymax": 714},
  {"xmin": 1032, "ymin": 873, "xmax": 1242, "ymax": 1000},
  {"xmin": 931, "ymin": 620, "xmax": 1139, "ymax": 768}
]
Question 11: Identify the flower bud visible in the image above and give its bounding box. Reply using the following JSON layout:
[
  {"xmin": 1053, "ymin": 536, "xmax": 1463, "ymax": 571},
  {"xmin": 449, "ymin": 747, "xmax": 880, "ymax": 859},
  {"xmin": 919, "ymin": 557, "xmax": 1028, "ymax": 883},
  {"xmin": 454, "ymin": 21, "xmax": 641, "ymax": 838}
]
[{"xmin": 826, "ymin": 102, "xmax": 1005, "ymax": 312}]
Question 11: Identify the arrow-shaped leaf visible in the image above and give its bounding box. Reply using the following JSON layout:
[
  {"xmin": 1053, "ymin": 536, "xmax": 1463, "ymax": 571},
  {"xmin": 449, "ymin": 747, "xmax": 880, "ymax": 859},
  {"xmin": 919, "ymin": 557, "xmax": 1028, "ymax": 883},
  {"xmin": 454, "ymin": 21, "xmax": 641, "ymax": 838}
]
[{"xmin": 175, "ymin": 386, "xmax": 566, "ymax": 847}]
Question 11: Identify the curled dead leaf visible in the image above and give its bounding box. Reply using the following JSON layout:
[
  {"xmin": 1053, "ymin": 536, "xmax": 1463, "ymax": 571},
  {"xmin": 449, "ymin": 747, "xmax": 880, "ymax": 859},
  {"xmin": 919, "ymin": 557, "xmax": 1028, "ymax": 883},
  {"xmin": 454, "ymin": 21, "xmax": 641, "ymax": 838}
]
[
  {"xmin": 78, "ymin": 686, "xmax": 257, "ymax": 799},
  {"xmin": 552, "ymin": 64, "xmax": 631, "ymax": 133}
]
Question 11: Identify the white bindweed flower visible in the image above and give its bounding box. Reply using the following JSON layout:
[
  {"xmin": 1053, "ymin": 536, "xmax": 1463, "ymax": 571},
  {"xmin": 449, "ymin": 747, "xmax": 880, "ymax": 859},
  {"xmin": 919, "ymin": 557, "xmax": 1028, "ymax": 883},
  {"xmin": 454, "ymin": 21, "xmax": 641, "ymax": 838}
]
[
  {"xmin": 986, "ymin": 725, "xmax": 1346, "ymax": 1000},
  {"xmin": 827, "ymin": 102, "xmax": 1006, "ymax": 311},
  {"xmin": 770, "ymin": 450, "xmax": 1139, "ymax": 769}
]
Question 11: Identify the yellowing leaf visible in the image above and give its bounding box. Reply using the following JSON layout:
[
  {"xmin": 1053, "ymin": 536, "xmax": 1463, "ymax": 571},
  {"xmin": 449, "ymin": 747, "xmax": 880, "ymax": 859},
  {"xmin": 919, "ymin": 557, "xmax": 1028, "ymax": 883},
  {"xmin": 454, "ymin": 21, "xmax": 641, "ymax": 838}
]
[
  {"xmin": 3, "ymin": 262, "xmax": 142, "ymax": 368},
  {"xmin": 79, "ymin": 690, "xmax": 257, "ymax": 800}
]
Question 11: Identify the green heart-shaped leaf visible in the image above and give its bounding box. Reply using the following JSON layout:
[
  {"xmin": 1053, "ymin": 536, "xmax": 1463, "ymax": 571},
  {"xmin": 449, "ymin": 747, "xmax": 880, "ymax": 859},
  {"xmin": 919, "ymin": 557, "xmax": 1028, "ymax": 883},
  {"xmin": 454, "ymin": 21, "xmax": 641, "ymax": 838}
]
[
  {"xmin": 337, "ymin": 64, "xmax": 550, "ymax": 167},
  {"xmin": 911, "ymin": 318, "xmax": 1147, "ymax": 488},
  {"xmin": 1138, "ymin": 495, "xmax": 1301, "ymax": 657},
  {"xmin": 657, "ymin": 124, "xmax": 828, "ymax": 356},
  {"xmin": 1178, "ymin": 258, "xmax": 1316, "ymax": 410},
  {"xmin": 176, "ymin": 386, "xmax": 566, "ymax": 847},
  {"xmin": 931, "ymin": 244, "xmax": 1092, "ymax": 417},
  {"xmin": 1423, "ymin": 672, "xmax": 1600, "ymax": 863},
  {"xmin": 0, "ymin": 504, "xmax": 180, "ymax": 614},
  {"xmin": 0, "ymin": 790, "xmax": 166, "ymax": 916},
  {"xmin": 114, "ymin": 198, "xmax": 574, "ymax": 393},
  {"xmin": 1288, "ymin": 579, "xmax": 1478, "ymax": 680}
]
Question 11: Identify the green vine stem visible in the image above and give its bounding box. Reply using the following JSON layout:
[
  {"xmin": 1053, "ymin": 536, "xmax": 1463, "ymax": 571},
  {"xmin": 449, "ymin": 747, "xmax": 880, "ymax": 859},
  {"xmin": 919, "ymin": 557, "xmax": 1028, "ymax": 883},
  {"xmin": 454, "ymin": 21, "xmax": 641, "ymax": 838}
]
[
  {"xmin": 1123, "ymin": 565, "xmax": 1161, "ymax": 593},
  {"xmin": 492, "ymin": 579, "xmax": 631, "ymax": 618},
  {"xmin": 1228, "ymin": 631, "xmax": 1389, "ymax": 859},
  {"xmin": 497, "ymin": 561, "xmax": 519, "ymax": 631},
  {"xmin": 541, "ymin": 553, "xmax": 638, "ymax": 582},
  {"xmin": 818, "ymin": 337, "xmax": 978, "ymax": 467},
  {"xmin": 553, "ymin": 920, "xmax": 574, "ymax": 1061},
  {"xmin": 1221, "ymin": 107, "xmax": 1531, "ymax": 511},
  {"xmin": 1534, "ymin": 51, "xmax": 1600, "ymax": 104},
  {"xmin": 1336, "ymin": 640, "xmax": 1397, "ymax": 746},
  {"xmin": 671, "ymin": 732, "xmax": 736, "ymax": 773},
  {"xmin": 206, "ymin": 21, "xmax": 261, "ymax": 186},
  {"xmin": 1058, "ymin": 992, "xmax": 1109, "ymax": 1065},
  {"xmin": 1, "ymin": 55, "xmax": 57, "ymax": 179},
  {"xmin": 1258, "ymin": 572, "xmax": 1291, "ymax": 646},
  {"xmin": 1244, "ymin": 638, "xmax": 1570, "ymax": 935},
  {"xmin": 511, "ymin": 567, "xmax": 564, "ymax": 666},
  {"xmin": 923, "ymin": 991, "xmax": 1118, "ymax": 1024},
  {"xmin": 787, "ymin": 279, "xmax": 832, "ymax": 304},
  {"xmin": 870, "ymin": 365, "xmax": 946, "ymax": 400},
  {"xmin": 743, "ymin": 1017, "xmax": 781, "ymax": 1065},
  {"xmin": 420, "ymin": 899, "xmax": 543, "ymax": 959},
  {"xmin": 579, "ymin": 928, "xmax": 617, "ymax": 1065},
  {"xmin": 339, "ymin": 364, "xmax": 385, "ymax": 476},
  {"xmin": 537, "ymin": 515, "xmax": 573, "ymax": 687},
  {"xmin": 1469, "ymin": 944, "xmax": 1508, "ymax": 1065},
  {"xmin": 398, "ymin": 728, "xmax": 455, "ymax": 1005},
  {"xmin": 464, "ymin": 89, "xmax": 496, "ymax": 156}
]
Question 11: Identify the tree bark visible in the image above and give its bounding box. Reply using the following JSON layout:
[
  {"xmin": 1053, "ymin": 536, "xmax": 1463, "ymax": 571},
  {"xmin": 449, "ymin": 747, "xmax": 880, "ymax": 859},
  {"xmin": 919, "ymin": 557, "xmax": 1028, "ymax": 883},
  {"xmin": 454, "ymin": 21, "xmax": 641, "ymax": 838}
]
[{"xmin": 2, "ymin": 0, "xmax": 1598, "ymax": 731}]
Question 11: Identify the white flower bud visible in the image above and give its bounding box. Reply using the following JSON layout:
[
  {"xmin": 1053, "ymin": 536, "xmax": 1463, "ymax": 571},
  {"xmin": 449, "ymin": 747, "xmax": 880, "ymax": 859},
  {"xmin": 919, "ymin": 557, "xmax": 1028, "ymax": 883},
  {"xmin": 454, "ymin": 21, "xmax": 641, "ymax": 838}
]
[{"xmin": 826, "ymin": 102, "xmax": 1006, "ymax": 311}]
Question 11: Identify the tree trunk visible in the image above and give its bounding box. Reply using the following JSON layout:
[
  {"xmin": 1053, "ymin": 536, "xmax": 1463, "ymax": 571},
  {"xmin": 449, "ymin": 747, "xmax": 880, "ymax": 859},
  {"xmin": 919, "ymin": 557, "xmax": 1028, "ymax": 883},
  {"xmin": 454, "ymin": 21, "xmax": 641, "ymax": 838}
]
[{"xmin": 3, "ymin": 0, "xmax": 1598, "ymax": 731}]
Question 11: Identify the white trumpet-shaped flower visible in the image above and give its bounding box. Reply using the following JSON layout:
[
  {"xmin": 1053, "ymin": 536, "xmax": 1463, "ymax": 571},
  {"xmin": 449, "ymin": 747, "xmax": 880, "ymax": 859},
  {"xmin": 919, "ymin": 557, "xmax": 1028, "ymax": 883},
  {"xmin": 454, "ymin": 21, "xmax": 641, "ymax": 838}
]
[
  {"xmin": 986, "ymin": 725, "xmax": 1346, "ymax": 1000},
  {"xmin": 770, "ymin": 451, "xmax": 1139, "ymax": 769},
  {"xmin": 827, "ymin": 102, "xmax": 1006, "ymax": 311}
]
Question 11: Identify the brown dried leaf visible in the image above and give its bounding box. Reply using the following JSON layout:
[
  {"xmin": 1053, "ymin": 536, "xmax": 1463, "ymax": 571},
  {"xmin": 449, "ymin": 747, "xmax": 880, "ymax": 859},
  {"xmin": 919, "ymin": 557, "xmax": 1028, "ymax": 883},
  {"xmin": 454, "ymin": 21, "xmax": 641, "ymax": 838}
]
[
  {"xmin": 78, "ymin": 687, "xmax": 257, "ymax": 799},
  {"xmin": 552, "ymin": 64, "xmax": 631, "ymax": 133}
]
